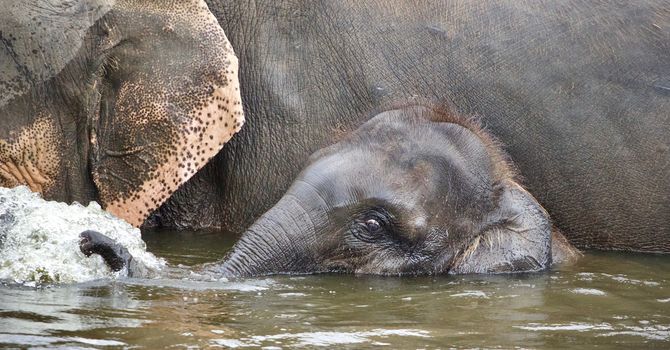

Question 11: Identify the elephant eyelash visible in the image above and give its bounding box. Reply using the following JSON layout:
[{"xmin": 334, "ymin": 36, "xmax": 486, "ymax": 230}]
[
  {"xmin": 352, "ymin": 226, "xmax": 380, "ymax": 244},
  {"xmin": 96, "ymin": 54, "xmax": 120, "ymax": 79},
  {"xmin": 351, "ymin": 206, "xmax": 414, "ymax": 247},
  {"xmin": 356, "ymin": 207, "xmax": 393, "ymax": 228},
  {"xmin": 349, "ymin": 208, "xmax": 389, "ymax": 243},
  {"xmin": 89, "ymin": 38, "xmax": 125, "ymax": 80}
]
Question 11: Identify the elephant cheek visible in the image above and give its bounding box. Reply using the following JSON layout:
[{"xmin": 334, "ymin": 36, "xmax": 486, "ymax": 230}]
[
  {"xmin": 93, "ymin": 70, "xmax": 244, "ymax": 227},
  {"xmin": 0, "ymin": 116, "xmax": 63, "ymax": 196},
  {"xmin": 90, "ymin": 0, "xmax": 244, "ymax": 227}
]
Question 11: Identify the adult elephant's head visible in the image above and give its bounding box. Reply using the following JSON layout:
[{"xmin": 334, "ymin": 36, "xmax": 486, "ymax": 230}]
[
  {"xmin": 217, "ymin": 104, "xmax": 564, "ymax": 276},
  {"xmin": 0, "ymin": 0, "xmax": 243, "ymax": 226}
]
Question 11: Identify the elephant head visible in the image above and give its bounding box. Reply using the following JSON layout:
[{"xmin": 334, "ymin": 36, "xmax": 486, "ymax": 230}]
[
  {"xmin": 216, "ymin": 104, "xmax": 572, "ymax": 276},
  {"xmin": 81, "ymin": 104, "xmax": 578, "ymax": 276},
  {"xmin": 0, "ymin": 0, "xmax": 244, "ymax": 226}
]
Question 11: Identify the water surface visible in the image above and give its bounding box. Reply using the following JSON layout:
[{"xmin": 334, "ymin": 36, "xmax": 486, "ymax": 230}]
[{"xmin": 1, "ymin": 230, "xmax": 668, "ymax": 348}]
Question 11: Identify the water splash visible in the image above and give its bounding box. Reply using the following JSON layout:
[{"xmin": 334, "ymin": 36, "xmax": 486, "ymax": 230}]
[
  {"xmin": 570, "ymin": 288, "xmax": 606, "ymax": 296},
  {"xmin": 211, "ymin": 329, "xmax": 431, "ymax": 348},
  {"xmin": 0, "ymin": 186, "xmax": 164, "ymax": 285}
]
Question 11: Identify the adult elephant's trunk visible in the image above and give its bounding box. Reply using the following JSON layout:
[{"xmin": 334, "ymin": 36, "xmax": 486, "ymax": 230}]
[{"xmin": 215, "ymin": 193, "xmax": 320, "ymax": 277}]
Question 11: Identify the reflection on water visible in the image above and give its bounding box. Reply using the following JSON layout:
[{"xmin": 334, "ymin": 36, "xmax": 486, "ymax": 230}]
[{"xmin": 1, "ymin": 230, "xmax": 668, "ymax": 348}]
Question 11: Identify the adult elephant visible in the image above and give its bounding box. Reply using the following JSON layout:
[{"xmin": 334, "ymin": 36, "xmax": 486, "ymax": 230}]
[
  {"xmin": 153, "ymin": 0, "xmax": 669, "ymax": 255},
  {"xmin": 0, "ymin": 0, "xmax": 244, "ymax": 227}
]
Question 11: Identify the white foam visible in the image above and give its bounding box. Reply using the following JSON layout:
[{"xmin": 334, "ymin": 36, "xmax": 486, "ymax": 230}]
[
  {"xmin": 212, "ymin": 329, "xmax": 430, "ymax": 348},
  {"xmin": 212, "ymin": 339, "xmax": 246, "ymax": 348},
  {"xmin": 514, "ymin": 323, "xmax": 613, "ymax": 332},
  {"xmin": 0, "ymin": 186, "xmax": 164, "ymax": 285},
  {"xmin": 449, "ymin": 290, "xmax": 488, "ymax": 298},
  {"xmin": 520, "ymin": 316, "xmax": 670, "ymax": 341},
  {"xmin": 570, "ymin": 288, "xmax": 606, "ymax": 296},
  {"xmin": 0, "ymin": 334, "xmax": 126, "ymax": 347},
  {"xmin": 599, "ymin": 325, "xmax": 670, "ymax": 341},
  {"xmin": 606, "ymin": 274, "xmax": 660, "ymax": 286},
  {"xmin": 67, "ymin": 337, "xmax": 126, "ymax": 346},
  {"xmin": 278, "ymin": 292, "xmax": 308, "ymax": 297}
]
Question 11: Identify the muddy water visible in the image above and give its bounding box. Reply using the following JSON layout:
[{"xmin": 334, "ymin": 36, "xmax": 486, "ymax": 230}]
[{"xmin": 0, "ymin": 230, "xmax": 668, "ymax": 349}]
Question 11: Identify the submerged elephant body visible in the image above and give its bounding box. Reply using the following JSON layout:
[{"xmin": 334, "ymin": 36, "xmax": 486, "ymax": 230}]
[
  {"xmin": 151, "ymin": 0, "xmax": 669, "ymax": 275},
  {"xmin": 157, "ymin": 0, "xmax": 669, "ymax": 252},
  {"xmin": 85, "ymin": 104, "xmax": 581, "ymax": 276},
  {"xmin": 213, "ymin": 105, "xmax": 581, "ymax": 276},
  {"xmin": 3, "ymin": 1, "xmax": 670, "ymax": 277}
]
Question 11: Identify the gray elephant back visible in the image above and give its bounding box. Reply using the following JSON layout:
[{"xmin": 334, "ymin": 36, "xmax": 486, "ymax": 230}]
[{"xmin": 192, "ymin": 0, "xmax": 669, "ymax": 252}]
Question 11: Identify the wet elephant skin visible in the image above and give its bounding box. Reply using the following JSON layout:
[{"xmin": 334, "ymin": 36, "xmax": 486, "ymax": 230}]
[
  {"xmin": 155, "ymin": 0, "xmax": 669, "ymax": 253},
  {"xmin": 0, "ymin": 0, "xmax": 245, "ymax": 226}
]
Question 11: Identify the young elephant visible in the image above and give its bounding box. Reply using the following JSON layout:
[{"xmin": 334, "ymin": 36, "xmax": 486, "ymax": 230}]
[{"xmin": 82, "ymin": 104, "xmax": 579, "ymax": 277}]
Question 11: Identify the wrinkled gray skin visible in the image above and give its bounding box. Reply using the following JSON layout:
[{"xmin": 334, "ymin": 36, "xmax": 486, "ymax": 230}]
[
  {"xmin": 67, "ymin": 0, "xmax": 670, "ymax": 276},
  {"xmin": 0, "ymin": 0, "xmax": 244, "ymax": 227},
  {"xmin": 85, "ymin": 104, "xmax": 579, "ymax": 276},
  {"xmin": 156, "ymin": 0, "xmax": 669, "ymax": 255},
  {"xmin": 214, "ymin": 106, "xmax": 572, "ymax": 276}
]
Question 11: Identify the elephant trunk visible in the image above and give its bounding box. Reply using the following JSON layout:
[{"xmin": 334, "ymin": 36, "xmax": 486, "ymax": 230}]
[
  {"xmin": 215, "ymin": 194, "xmax": 319, "ymax": 277},
  {"xmin": 78, "ymin": 187, "xmax": 322, "ymax": 278}
]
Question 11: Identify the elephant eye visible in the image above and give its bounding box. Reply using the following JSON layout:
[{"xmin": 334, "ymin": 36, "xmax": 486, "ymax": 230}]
[
  {"xmin": 351, "ymin": 207, "xmax": 395, "ymax": 243},
  {"xmin": 364, "ymin": 219, "xmax": 382, "ymax": 233},
  {"xmin": 353, "ymin": 217, "xmax": 385, "ymax": 243}
]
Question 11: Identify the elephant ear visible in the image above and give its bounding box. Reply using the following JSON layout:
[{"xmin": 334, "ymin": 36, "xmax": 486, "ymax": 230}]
[
  {"xmin": 91, "ymin": 0, "xmax": 244, "ymax": 226},
  {"xmin": 450, "ymin": 181, "xmax": 552, "ymax": 274},
  {"xmin": 0, "ymin": 1, "xmax": 112, "ymax": 107},
  {"xmin": 0, "ymin": 1, "xmax": 114, "ymax": 198}
]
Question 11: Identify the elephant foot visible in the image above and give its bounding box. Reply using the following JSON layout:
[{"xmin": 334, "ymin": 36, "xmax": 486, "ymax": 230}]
[{"xmin": 79, "ymin": 230, "xmax": 132, "ymax": 273}]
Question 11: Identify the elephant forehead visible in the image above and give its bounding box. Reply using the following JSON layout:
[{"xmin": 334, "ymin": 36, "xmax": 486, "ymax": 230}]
[
  {"xmin": 0, "ymin": 0, "xmax": 114, "ymax": 107},
  {"xmin": 300, "ymin": 149, "xmax": 443, "ymax": 210},
  {"xmin": 93, "ymin": 0, "xmax": 244, "ymax": 226}
]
